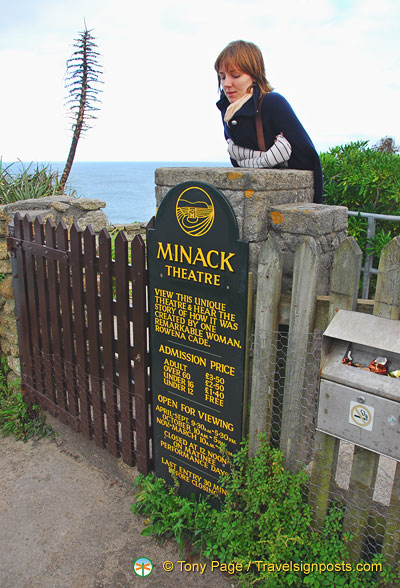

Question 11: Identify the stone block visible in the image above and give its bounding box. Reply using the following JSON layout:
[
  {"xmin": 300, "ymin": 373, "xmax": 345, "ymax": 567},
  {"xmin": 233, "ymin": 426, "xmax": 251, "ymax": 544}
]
[
  {"xmin": 268, "ymin": 203, "xmax": 348, "ymax": 236},
  {"xmin": 4, "ymin": 299, "xmax": 15, "ymax": 314},
  {"xmin": 74, "ymin": 198, "xmax": 106, "ymax": 211},
  {"xmin": 155, "ymin": 167, "xmax": 314, "ymax": 192},
  {"xmin": 1, "ymin": 338, "xmax": 11, "ymax": 355},
  {"xmin": 76, "ymin": 211, "xmax": 108, "ymax": 232},
  {"xmin": 9, "ymin": 343, "xmax": 20, "ymax": 358},
  {"xmin": 0, "ymin": 240, "xmax": 9, "ymax": 260},
  {"xmin": 50, "ymin": 201, "xmax": 70, "ymax": 212},
  {"xmin": 0, "ymin": 312, "xmax": 17, "ymax": 330},
  {"xmin": 0, "ymin": 221, "xmax": 10, "ymax": 237},
  {"xmin": 219, "ymin": 189, "xmax": 245, "ymax": 238},
  {"xmin": 155, "ymin": 185, "xmax": 170, "ymax": 207},
  {"xmin": 107, "ymin": 222, "xmax": 148, "ymax": 241},
  {"xmin": 0, "ymin": 325, "xmax": 19, "ymax": 345},
  {"xmin": 4, "ymin": 196, "xmax": 73, "ymax": 215},
  {"xmin": 0, "ymin": 208, "xmax": 12, "ymax": 223},
  {"xmin": 0, "ymin": 260, "xmax": 12, "ymax": 273},
  {"xmin": 1, "ymin": 338, "xmax": 19, "ymax": 357},
  {"xmin": 0, "ymin": 276, "xmax": 14, "ymax": 299},
  {"xmin": 7, "ymin": 356, "xmax": 21, "ymax": 376}
]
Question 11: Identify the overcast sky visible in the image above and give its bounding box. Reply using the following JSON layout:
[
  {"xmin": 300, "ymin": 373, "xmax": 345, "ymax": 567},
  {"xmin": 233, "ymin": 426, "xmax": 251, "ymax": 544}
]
[{"xmin": 1, "ymin": 0, "xmax": 399, "ymax": 162}]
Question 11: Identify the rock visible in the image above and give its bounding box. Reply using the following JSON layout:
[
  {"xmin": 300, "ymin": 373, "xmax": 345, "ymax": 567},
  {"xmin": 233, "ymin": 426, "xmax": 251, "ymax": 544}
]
[{"xmin": 0, "ymin": 276, "xmax": 14, "ymax": 300}]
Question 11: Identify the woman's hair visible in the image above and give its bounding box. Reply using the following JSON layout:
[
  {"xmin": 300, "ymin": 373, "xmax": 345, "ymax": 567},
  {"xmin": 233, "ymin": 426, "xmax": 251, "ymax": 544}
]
[{"xmin": 214, "ymin": 40, "xmax": 273, "ymax": 95}]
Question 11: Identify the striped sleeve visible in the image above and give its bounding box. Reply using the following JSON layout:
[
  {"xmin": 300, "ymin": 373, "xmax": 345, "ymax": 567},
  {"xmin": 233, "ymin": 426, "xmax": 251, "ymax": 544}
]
[{"xmin": 227, "ymin": 136, "xmax": 292, "ymax": 168}]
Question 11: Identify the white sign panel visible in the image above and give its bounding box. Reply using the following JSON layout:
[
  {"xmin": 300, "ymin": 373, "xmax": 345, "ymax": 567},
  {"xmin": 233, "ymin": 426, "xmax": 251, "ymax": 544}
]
[{"xmin": 349, "ymin": 401, "xmax": 374, "ymax": 431}]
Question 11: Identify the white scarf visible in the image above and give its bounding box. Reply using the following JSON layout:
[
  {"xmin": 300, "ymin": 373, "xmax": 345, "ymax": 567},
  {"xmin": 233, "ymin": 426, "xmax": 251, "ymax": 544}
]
[{"xmin": 224, "ymin": 90, "xmax": 253, "ymax": 123}]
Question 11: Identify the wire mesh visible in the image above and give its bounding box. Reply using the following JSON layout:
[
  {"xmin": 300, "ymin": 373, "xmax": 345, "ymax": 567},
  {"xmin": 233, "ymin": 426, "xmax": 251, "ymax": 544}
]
[{"xmin": 249, "ymin": 327, "xmax": 399, "ymax": 568}]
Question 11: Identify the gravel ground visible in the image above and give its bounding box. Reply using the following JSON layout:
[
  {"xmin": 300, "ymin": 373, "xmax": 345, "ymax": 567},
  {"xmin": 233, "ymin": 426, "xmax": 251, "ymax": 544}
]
[{"xmin": 0, "ymin": 416, "xmax": 236, "ymax": 588}]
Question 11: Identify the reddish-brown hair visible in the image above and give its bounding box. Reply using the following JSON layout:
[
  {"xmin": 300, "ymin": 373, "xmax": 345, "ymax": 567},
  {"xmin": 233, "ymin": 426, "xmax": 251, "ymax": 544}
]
[{"xmin": 214, "ymin": 40, "xmax": 273, "ymax": 95}]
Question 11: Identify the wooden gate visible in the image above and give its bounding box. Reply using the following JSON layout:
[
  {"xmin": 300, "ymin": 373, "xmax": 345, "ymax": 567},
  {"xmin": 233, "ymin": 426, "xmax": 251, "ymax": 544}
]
[{"xmin": 8, "ymin": 213, "xmax": 152, "ymax": 473}]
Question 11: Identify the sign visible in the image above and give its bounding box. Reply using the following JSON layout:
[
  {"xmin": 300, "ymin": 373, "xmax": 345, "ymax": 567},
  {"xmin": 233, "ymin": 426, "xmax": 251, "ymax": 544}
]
[
  {"xmin": 349, "ymin": 401, "xmax": 374, "ymax": 431},
  {"xmin": 148, "ymin": 181, "xmax": 249, "ymax": 501}
]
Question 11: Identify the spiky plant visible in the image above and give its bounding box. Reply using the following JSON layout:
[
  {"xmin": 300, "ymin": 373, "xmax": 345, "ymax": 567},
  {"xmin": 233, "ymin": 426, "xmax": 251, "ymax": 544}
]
[{"xmin": 59, "ymin": 25, "xmax": 103, "ymax": 191}]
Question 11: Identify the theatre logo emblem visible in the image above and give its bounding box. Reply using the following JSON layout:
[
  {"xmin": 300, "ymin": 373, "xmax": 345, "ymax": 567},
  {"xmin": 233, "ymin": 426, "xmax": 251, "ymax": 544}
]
[{"xmin": 176, "ymin": 186, "xmax": 215, "ymax": 237}]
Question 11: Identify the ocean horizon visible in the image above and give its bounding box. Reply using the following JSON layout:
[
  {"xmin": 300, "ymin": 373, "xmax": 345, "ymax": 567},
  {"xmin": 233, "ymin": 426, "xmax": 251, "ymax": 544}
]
[{"xmin": 4, "ymin": 161, "xmax": 226, "ymax": 224}]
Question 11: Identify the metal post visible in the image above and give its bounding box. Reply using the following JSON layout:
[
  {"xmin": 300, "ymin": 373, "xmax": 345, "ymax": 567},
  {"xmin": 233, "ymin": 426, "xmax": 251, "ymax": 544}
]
[{"xmin": 361, "ymin": 216, "xmax": 376, "ymax": 299}]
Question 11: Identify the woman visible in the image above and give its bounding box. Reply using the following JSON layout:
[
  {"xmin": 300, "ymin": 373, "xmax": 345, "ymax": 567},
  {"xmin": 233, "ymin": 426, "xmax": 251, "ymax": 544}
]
[{"xmin": 215, "ymin": 40, "xmax": 323, "ymax": 203}]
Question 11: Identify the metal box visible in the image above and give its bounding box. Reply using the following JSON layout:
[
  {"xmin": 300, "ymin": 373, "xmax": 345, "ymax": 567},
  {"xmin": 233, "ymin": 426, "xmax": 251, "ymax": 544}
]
[{"xmin": 317, "ymin": 309, "xmax": 400, "ymax": 461}]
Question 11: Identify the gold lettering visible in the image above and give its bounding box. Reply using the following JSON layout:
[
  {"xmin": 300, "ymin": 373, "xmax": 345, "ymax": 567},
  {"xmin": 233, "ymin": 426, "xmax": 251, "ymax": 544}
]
[
  {"xmin": 206, "ymin": 250, "xmax": 219, "ymax": 268},
  {"xmin": 180, "ymin": 246, "xmax": 192, "ymax": 264},
  {"xmin": 220, "ymin": 251, "xmax": 235, "ymax": 272},
  {"xmin": 192, "ymin": 248, "xmax": 207, "ymax": 267},
  {"xmin": 156, "ymin": 242, "xmax": 235, "ymax": 272},
  {"xmin": 157, "ymin": 241, "xmax": 173, "ymax": 260}
]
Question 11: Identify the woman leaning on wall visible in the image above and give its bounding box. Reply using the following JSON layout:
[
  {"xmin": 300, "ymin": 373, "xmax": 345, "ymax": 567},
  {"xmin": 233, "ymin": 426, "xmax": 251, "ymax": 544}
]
[{"xmin": 215, "ymin": 40, "xmax": 323, "ymax": 203}]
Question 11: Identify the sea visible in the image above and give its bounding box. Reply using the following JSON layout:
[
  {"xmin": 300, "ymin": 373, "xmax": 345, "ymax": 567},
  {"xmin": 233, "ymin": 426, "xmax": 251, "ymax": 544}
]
[{"xmin": 5, "ymin": 161, "xmax": 225, "ymax": 225}]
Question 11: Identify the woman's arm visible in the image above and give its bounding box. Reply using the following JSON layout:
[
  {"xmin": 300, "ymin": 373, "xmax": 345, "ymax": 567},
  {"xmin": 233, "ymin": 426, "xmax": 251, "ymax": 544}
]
[{"xmin": 227, "ymin": 134, "xmax": 292, "ymax": 168}]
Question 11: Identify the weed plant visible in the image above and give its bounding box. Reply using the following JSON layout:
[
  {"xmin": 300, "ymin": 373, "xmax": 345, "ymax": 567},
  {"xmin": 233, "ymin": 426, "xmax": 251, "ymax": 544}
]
[
  {"xmin": 0, "ymin": 356, "xmax": 53, "ymax": 441},
  {"xmin": 132, "ymin": 439, "xmax": 399, "ymax": 587},
  {"xmin": 0, "ymin": 160, "xmax": 75, "ymax": 204}
]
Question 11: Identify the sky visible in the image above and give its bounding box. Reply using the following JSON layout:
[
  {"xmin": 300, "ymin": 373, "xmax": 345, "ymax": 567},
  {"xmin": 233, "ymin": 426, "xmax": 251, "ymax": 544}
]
[{"xmin": 1, "ymin": 0, "xmax": 399, "ymax": 163}]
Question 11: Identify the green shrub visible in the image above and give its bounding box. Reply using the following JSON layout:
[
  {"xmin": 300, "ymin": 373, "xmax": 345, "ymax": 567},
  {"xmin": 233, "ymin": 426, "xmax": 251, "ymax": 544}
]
[
  {"xmin": 321, "ymin": 141, "xmax": 400, "ymax": 214},
  {"xmin": 0, "ymin": 356, "xmax": 53, "ymax": 441},
  {"xmin": 321, "ymin": 141, "xmax": 400, "ymax": 272},
  {"xmin": 0, "ymin": 160, "xmax": 75, "ymax": 204},
  {"xmin": 132, "ymin": 439, "xmax": 398, "ymax": 587}
]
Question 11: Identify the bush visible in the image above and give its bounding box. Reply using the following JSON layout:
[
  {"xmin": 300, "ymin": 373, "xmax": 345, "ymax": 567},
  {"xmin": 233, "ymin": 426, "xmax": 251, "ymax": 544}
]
[
  {"xmin": 321, "ymin": 141, "xmax": 400, "ymax": 270},
  {"xmin": 0, "ymin": 160, "xmax": 75, "ymax": 204},
  {"xmin": 132, "ymin": 439, "xmax": 398, "ymax": 587},
  {"xmin": 321, "ymin": 141, "xmax": 400, "ymax": 214}
]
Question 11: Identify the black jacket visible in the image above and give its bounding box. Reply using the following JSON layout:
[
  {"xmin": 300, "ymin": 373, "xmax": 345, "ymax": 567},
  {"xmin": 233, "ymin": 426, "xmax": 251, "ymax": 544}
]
[{"xmin": 216, "ymin": 87, "xmax": 323, "ymax": 203}]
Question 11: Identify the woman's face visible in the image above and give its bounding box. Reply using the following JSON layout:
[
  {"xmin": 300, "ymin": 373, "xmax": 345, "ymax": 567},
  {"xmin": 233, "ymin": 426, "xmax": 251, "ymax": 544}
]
[{"xmin": 219, "ymin": 62, "xmax": 254, "ymax": 103}]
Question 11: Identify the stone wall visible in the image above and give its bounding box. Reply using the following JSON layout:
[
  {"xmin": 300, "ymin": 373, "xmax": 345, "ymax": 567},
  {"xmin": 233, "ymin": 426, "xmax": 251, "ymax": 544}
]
[
  {"xmin": 2, "ymin": 195, "xmax": 108, "ymax": 232},
  {"xmin": 107, "ymin": 222, "xmax": 148, "ymax": 241},
  {"xmin": 155, "ymin": 167, "xmax": 348, "ymax": 292}
]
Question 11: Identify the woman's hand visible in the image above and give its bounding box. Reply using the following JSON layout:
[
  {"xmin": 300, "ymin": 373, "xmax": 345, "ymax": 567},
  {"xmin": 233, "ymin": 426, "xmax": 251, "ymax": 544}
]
[{"xmin": 227, "ymin": 134, "xmax": 292, "ymax": 168}]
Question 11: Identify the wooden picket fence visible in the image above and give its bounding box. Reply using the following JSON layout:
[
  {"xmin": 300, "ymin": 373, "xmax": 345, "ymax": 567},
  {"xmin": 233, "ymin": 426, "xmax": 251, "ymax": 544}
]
[
  {"xmin": 249, "ymin": 234, "xmax": 400, "ymax": 567},
  {"xmin": 7, "ymin": 209, "xmax": 400, "ymax": 568},
  {"xmin": 8, "ymin": 213, "xmax": 152, "ymax": 473}
]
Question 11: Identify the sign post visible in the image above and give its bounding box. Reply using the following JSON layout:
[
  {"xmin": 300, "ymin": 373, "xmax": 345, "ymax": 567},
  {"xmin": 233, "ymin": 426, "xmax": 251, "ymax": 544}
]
[{"xmin": 148, "ymin": 181, "xmax": 249, "ymax": 501}]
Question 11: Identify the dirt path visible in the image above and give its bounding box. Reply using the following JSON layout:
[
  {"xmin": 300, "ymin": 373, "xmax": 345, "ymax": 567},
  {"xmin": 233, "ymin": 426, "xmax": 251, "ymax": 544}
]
[{"xmin": 0, "ymin": 417, "xmax": 235, "ymax": 588}]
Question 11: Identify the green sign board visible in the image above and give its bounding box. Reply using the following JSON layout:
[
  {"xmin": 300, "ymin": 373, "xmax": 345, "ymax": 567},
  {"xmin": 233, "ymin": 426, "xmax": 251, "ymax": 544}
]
[{"xmin": 148, "ymin": 181, "xmax": 249, "ymax": 501}]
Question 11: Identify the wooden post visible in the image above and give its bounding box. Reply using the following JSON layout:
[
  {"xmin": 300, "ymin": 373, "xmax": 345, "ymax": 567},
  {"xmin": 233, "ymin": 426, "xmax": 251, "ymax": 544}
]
[
  {"xmin": 114, "ymin": 231, "xmax": 135, "ymax": 466},
  {"xmin": 344, "ymin": 237, "xmax": 400, "ymax": 562},
  {"xmin": 379, "ymin": 238, "xmax": 400, "ymax": 569},
  {"xmin": 310, "ymin": 237, "xmax": 362, "ymax": 529},
  {"xmin": 98, "ymin": 228, "xmax": 119, "ymax": 457},
  {"xmin": 280, "ymin": 237, "xmax": 318, "ymax": 472},
  {"xmin": 343, "ymin": 444, "xmax": 379, "ymax": 562},
  {"xmin": 84, "ymin": 225, "xmax": 105, "ymax": 448},
  {"xmin": 382, "ymin": 462, "xmax": 400, "ymax": 571},
  {"xmin": 248, "ymin": 237, "xmax": 282, "ymax": 457},
  {"xmin": 131, "ymin": 234, "xmax": 151, "ymax": 473},
  {"xmin": 373, "ymin": 236, "xmax": 400, "ymax": 320}
]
